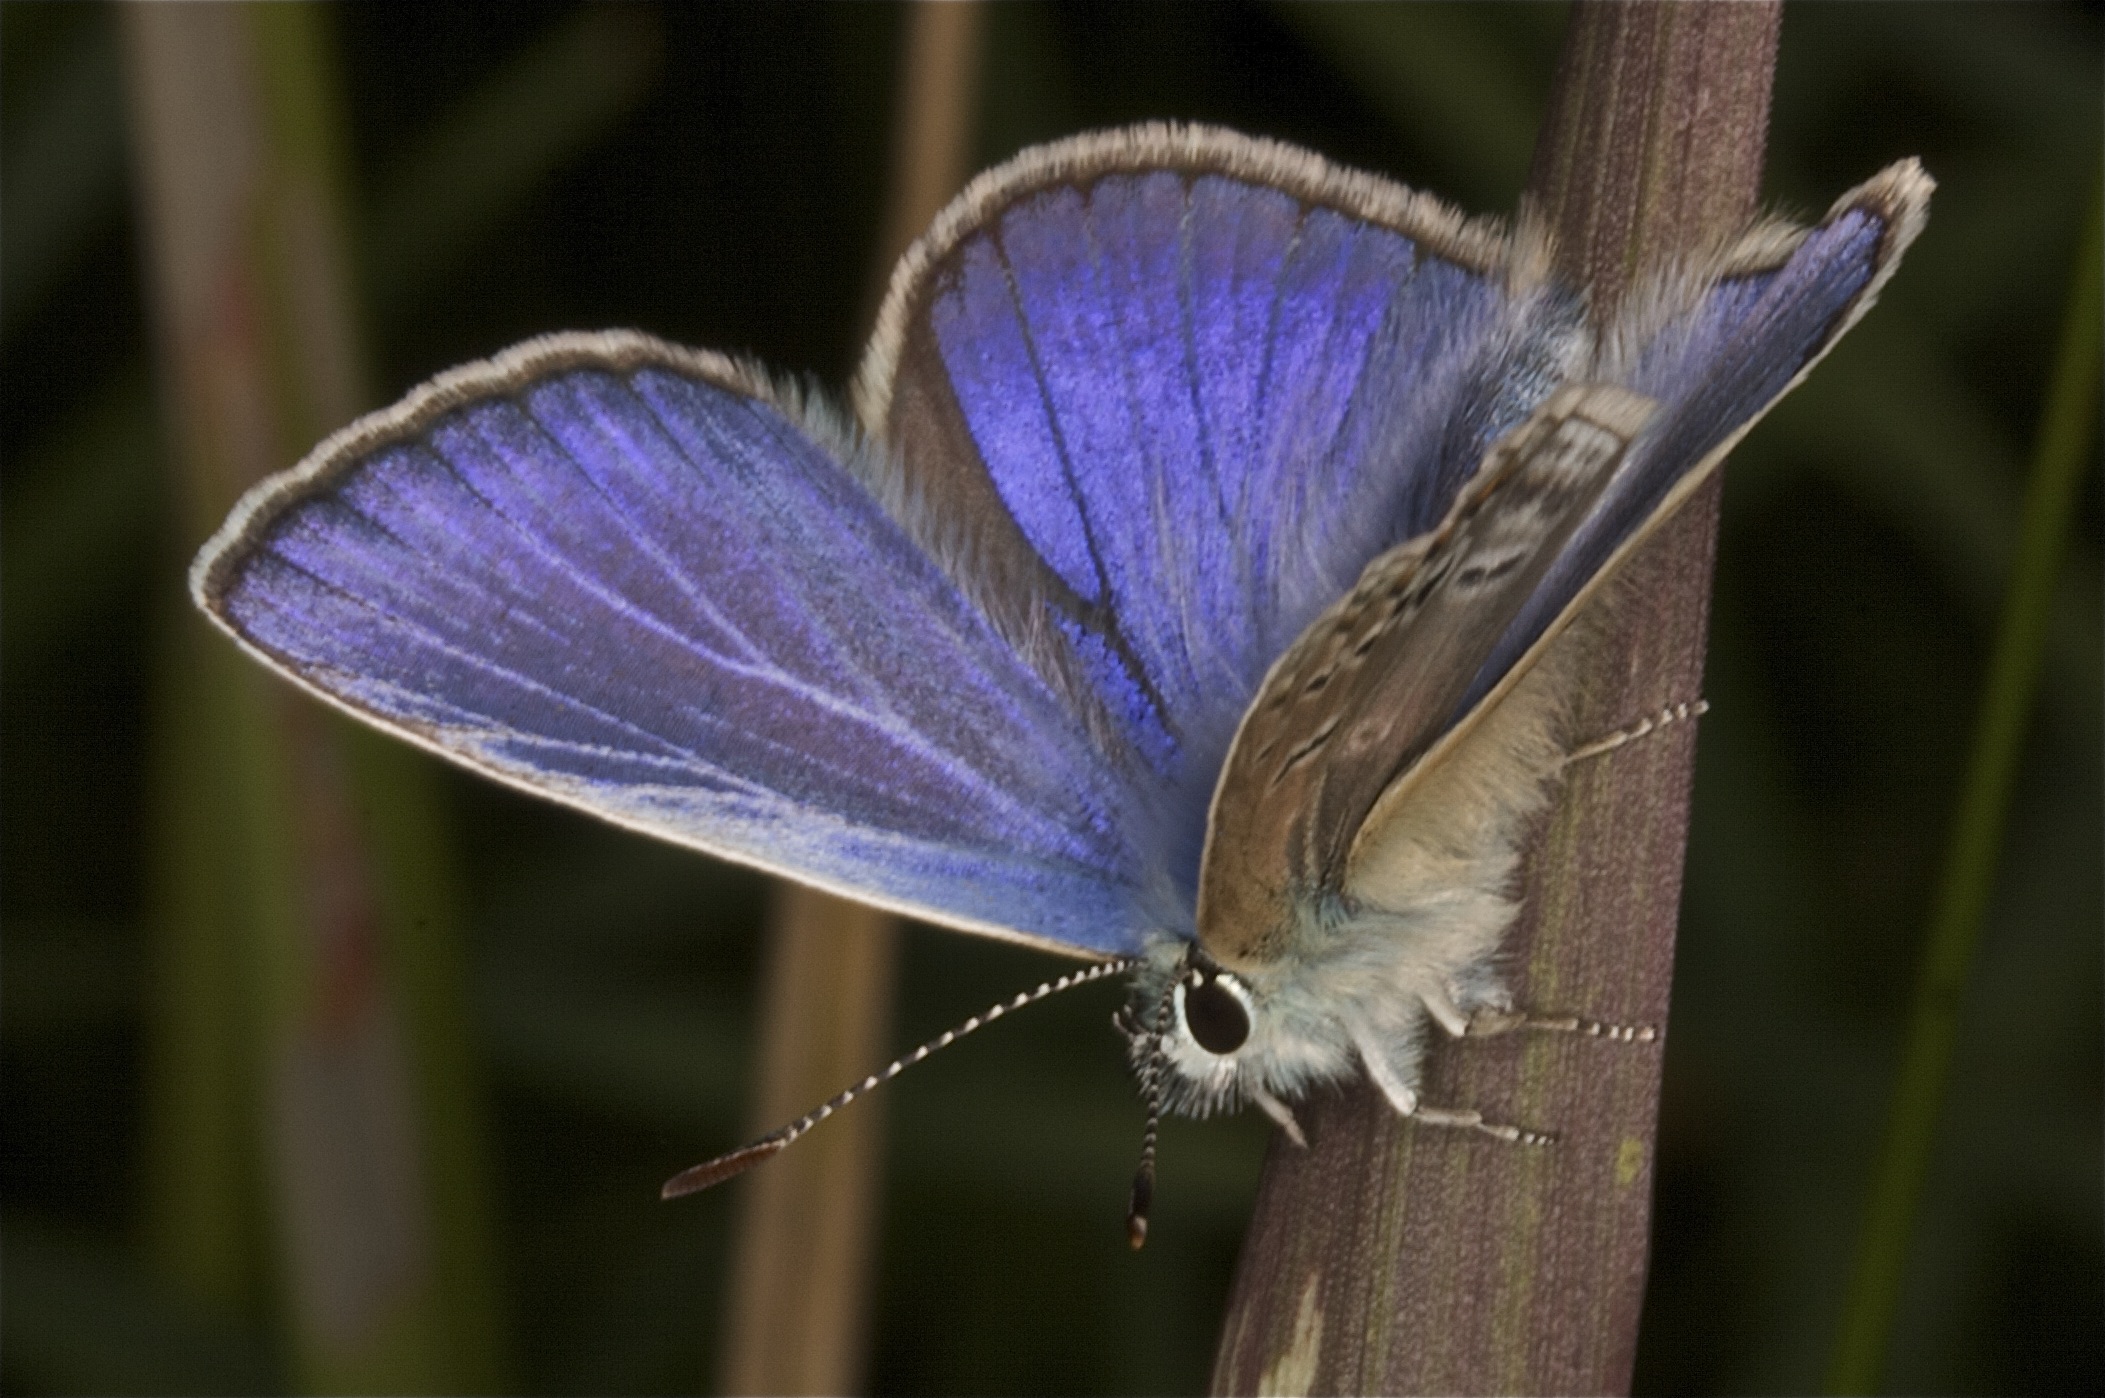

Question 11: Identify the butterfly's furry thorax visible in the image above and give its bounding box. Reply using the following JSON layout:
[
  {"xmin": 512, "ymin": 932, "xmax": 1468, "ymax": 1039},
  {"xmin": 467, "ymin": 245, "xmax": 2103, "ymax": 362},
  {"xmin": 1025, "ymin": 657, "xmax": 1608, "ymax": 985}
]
[{"xmin": 1143, "ymin": 623, "xmax": 1582, "ymax": 1120}]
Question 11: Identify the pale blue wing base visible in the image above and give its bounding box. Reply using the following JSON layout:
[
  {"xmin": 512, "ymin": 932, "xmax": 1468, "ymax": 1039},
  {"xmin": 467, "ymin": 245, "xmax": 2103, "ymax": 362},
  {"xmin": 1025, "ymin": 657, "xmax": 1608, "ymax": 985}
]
[{"xmin": 193, "ymin": 333, "xmax": 1166, "ymax": 958}]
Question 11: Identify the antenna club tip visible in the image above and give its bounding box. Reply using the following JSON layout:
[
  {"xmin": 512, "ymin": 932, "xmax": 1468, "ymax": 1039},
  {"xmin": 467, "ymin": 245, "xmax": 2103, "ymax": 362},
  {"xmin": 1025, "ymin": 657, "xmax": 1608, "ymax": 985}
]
[
  {"xmin": 659, "ymin": 1135, "xmax": 788, "ymax": 1199},
  {"xmin": 1126, "ymin": 1166, "xmax": 1155, "ymax": 1250},
  {"xmin": 659, "ymin": 964, "xmax": 1133, "ymax": 1205}
]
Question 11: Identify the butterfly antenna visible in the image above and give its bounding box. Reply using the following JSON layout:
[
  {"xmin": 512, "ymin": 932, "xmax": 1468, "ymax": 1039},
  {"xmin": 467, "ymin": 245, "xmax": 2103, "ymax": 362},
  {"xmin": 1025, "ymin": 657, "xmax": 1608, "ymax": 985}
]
[
  {"xmin": 1126, "ymin": 970, "xmax": 1181, "ymax": 1249},
  {"xmin": 662, "ymin": 955, "xmax": 1142, "ymax": 1200}
]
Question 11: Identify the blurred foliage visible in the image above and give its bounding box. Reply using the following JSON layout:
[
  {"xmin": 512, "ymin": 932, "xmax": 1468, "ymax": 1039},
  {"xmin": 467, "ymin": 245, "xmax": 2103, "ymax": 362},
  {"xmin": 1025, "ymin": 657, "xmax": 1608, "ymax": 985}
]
[
  {"xmin": 1829, "ymin": 191, "xmax": 2101, "ymax": 1393},
  {"xmin": 2, "ymin": 3, "xmax": 2098, "ymax": 1395}
]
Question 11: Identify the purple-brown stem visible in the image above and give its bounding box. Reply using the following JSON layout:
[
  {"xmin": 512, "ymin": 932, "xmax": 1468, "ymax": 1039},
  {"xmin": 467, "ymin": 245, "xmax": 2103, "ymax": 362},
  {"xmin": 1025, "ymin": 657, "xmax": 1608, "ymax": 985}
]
[{"xmin": 1210, "ymin": 5, "xmax": 1779, "ymax": 1393}]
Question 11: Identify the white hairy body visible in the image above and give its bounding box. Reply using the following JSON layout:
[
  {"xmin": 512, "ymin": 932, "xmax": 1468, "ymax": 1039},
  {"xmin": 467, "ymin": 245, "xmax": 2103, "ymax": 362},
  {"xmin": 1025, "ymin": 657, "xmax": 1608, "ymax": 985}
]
[{"xmin": 1136, "ymin": 581, "xmax": 1583, "ymax": 1129}]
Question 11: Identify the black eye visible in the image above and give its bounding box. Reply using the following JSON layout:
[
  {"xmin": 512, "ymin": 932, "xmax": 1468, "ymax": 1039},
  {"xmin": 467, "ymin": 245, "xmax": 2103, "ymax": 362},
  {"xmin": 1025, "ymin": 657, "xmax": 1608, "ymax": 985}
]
[{"xmin": 1185, "ymin": 976, "xmax": 1250, "ymax": 1054}]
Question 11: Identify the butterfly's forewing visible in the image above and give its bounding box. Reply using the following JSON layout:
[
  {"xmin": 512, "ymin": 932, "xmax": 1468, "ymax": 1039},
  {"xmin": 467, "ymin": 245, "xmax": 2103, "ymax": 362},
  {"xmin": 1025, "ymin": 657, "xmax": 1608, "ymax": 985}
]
[
  {"xmin": 859, "ymin": 126, "xmax": 1531, "ymax": 880},
  {"xmin": 1197, "ymin": 161, "xmax": 1933, "ymax": 963},
  {"xmin": 192, "ymin": 333, "xmax": 1157, "ymax": 957}
]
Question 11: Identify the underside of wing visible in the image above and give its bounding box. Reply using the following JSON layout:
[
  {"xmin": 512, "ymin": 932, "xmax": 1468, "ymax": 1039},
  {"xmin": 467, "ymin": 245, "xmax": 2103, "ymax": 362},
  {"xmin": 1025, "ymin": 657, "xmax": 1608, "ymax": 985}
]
[
  {"xmin": 855, "ymin": 124, "xmax": 1564, "ymax": 892},
  {"xmin": 192, "ymin": 333, "xmax": 1167, "ymax": 958},
  {"xmin": 1195, "ymin": 160, "xmax": 1933, "ymax": 957},
  {"xmin": 1467, "ymin": 160, "xmax": 1936, "ymax": 714},
  {"xmin": 1197, "ymin": 384, "xmax": 1657, "ymax": 951}
]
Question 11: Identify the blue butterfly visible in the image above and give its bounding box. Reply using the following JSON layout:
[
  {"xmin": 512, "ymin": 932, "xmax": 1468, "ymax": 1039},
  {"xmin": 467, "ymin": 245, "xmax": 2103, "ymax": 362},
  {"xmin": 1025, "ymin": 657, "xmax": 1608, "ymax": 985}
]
[{"xmin": 191, "ymin": 125, "xmax": 1929, "ymax": 1235}]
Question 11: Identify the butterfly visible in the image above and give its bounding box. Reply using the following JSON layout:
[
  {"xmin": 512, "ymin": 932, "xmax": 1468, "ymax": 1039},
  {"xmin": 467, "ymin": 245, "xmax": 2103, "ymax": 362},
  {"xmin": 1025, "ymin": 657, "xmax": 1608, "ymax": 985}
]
[{"xmin": 191, "ymin": 124, "xmax": 1929, "ymax": 1241}]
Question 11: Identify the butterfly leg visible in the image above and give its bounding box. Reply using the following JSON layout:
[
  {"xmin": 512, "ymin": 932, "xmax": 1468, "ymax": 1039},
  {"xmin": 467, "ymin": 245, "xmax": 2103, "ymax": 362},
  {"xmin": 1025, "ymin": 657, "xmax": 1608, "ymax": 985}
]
[
  {"xmin": 1422, "ymin": 947, "xmax": 1661, "ymax": 1043},
  {"xmin": 1352, "ymin": 1023, "xmax": 1425, "ymax": 1117},
  {"xmin": 1250, "ymin": 1088, "xmax": 1309, "ymax": 1148},
  {"xmin": 1564, "ymin": 698, "xmax": 1709, "ymax": 765},
  {"xmin": 1449, "ymin": 996, "xmax": 1661, "ymax": 1044},
  {"xmin": 1410, "ymin": 1103, "xmax": 1553, "ymax": 1146},
  {"xmin": 1349, "ymin": 1019, "xmax": 1551, "ymax": 1146},
  {"xmin": 1423, "ymin": 982, "xmax": 1493, "ymax": 1038}
]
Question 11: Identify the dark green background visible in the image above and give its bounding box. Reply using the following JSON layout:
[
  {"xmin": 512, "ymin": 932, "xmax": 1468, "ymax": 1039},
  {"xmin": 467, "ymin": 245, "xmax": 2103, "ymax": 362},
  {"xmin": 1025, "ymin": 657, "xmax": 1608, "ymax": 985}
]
[{"xmin": 3, "ymin": 3, "xmax": 2098, "ymax": 1393}]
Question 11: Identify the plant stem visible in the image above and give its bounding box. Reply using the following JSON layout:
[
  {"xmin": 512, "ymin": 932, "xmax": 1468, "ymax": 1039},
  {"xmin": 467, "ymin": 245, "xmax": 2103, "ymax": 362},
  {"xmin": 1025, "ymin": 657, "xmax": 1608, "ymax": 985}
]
[
  {"xmin": 125, "ymin": 7, "xmax": 504, "ymax": 1387},
  {"xmin": 1210, "ymin": 5, "xmax": 1777, "ymax": 1393}
]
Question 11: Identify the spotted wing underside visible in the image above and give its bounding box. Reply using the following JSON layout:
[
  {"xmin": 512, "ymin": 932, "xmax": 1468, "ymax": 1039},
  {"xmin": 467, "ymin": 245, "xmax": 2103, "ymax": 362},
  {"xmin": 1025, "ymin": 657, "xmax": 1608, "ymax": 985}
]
[{"xmin": 1197, "ymin": 384, "xmax": 1656, "ymax": 948}]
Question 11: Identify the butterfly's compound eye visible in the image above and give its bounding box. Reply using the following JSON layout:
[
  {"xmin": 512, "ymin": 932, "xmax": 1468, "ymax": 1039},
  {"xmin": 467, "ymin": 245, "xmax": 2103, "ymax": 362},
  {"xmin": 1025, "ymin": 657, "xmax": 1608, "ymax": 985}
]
[{"xmin": 1181, "ymin": 972, "xmax": 1252, "ymax": 1055}]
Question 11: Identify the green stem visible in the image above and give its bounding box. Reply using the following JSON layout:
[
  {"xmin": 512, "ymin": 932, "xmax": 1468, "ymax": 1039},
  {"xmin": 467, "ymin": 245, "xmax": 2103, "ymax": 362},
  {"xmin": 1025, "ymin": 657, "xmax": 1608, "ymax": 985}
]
[{"xmin": 1826, "ymin": 187, "xmax": 2104, "ymax": 1395}]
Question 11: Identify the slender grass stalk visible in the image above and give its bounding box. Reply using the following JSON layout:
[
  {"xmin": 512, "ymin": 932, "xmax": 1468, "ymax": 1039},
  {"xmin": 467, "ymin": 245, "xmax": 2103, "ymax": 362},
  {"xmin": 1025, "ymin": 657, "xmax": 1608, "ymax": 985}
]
[
  {"xmin": 1825, "ymin": 187, "xmax": 2103, "ymax": 1396},
  {"xmin": 719, "ymin": 888, "xmax": 901, "ymax": 1396},
  {"xmin": 124, "ymin": 7, "xmax": 502, "ymax": 1389},
  {"xmin": 1211, "ymin": 5, "xmax": 1777, "ymax": 1392},
  {"xmin": 717, "ymin": 6, "xmax": 985, "ymax": 1393},
  {"xmin": 41, "ymin": 10, "xmax": 656, "ymax": 1383}
]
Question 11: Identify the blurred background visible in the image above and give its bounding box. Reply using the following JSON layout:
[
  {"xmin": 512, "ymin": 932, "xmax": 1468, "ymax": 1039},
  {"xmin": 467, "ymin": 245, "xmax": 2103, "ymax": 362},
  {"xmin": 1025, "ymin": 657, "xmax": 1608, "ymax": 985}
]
[{"xmin": 2, "ymin": 2, "xmax": 2097, "ymax": 1394}]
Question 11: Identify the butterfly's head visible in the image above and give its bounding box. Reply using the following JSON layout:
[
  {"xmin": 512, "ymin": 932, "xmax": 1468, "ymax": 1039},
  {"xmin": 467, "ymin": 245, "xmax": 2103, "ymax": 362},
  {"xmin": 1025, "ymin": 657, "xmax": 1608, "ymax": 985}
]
[
  {"xmin": 1165, "ymin": 953, "xmax": 1255, "ymax": 1089},
  {"xmin": 1124, "ymin": 933, "xmax": 1373, "ymax": 1124},
  {"xmin": 1123, "ymin": 944, "xmax": 1274, "ymax": 1117}
]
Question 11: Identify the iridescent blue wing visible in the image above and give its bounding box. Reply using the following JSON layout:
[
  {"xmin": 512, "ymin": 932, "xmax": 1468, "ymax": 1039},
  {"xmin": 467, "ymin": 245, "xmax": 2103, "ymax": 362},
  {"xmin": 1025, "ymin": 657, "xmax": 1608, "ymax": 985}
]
[
  {"xmin": 191, "ymin": 334, "xmax": 1165, "ymax": 958},
  {"xmin": 856, "ymin": 126, "xmax": 1534, "ymax": 884}
]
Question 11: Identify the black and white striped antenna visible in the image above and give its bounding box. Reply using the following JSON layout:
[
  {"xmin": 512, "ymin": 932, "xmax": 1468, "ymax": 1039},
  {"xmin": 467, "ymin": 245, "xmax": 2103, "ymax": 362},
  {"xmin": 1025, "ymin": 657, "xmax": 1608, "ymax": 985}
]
[
  {"xmin": 661, "ymin": 955, "xmax": 1143, "ymax": 1200},
  {"xmin": 1123, "ymin": 970, "xmax": 1181, "ymax": 1249}
]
